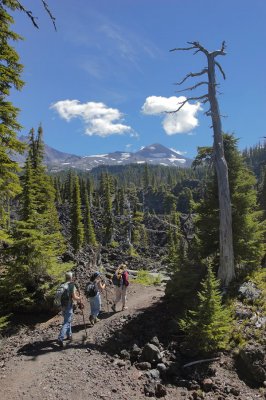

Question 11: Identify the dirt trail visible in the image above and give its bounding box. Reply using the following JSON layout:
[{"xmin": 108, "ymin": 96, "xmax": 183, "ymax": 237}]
[
  {"xmin": 1, "ymin": 283, "xmax": 264, "ymax": 400},
  {"xmin": 0, "ymin": 284, "xmax": 167, "ymax": 400}
]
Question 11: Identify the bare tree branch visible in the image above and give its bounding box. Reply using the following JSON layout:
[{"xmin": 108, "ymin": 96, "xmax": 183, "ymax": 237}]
[
  {"xmin": 175, "ymin": 81, "xmax": 208, "ymax": 93},
  {"xmin": 174, "ymin": 69, "xmax": 208, "ymax": 86},
  {"xmin": 187, "ymin": 41, "xmax": 209, "ymax": 56},
  {"xmin": 147, "ymin": 212, "xmax": 179, "ymax": 230},
  {"xmin": 215, "ymin": 61, "xmax": 226, "ymax": 80},
  {"xmin": 168, "ymin": 94, "xmax": 209, "ymax": 113},
  {"xmin": 41, "ymin": 0, "xmax": 56, "ymax": 31},
  {"xmin": 16, "ymin": 1, "xmax": 39, "ymax": 28},
  {"xmin": 212, "ymin": 40, "xmax": 227, "ymax": 57},
  {"xmin": 13, "ymin": 0, "xmax": 56, "ymax": 30},
  {"xmin": 170, "ymin": 46, "xmax": 196, "ymax": 52},
  {"xmin": 183, "ymin": 357, "xmax": 220, "ymax": 368}
]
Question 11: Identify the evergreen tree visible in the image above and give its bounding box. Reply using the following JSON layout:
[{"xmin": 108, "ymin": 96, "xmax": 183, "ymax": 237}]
[
  {"xmin": 166, "ymin": 210, "xmax": 180, "ymax": 273},
  {"xmin": 179, "ymin": 261, "xmax": 232, "ymax": 353},
  {"xmin": 143, "ymin": 163, "xmax": 151, "ymax": 189},
  {"xmin": 196, "ymin": 134, "xmax": 264, "ymax": 273},
  {"xmin": 64, "ymin": 170, "xmax": 75, "ymax": 203},
  {"xmin": 70, "ymin": 175, "xmax": 84, "ymax": 252},
  {"xmin": 101, "ymin": 173, "xmax": 114, "ymax": 244},
  {"xmin": 84, "ymin": 189, "xmax": 97, "ymax": 246},
  {"xmin": 1, "ymin": 126, "xmax": 65, "ymax": 311},
  {"xmin": 0, "ymin": 1, "xmax": 25, "ymax": 242}
]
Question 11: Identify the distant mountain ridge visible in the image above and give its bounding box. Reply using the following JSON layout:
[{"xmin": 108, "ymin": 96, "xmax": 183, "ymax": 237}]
[{"xmin": 16, "ymin": 136, "xmax": 192, "ymax": 171}]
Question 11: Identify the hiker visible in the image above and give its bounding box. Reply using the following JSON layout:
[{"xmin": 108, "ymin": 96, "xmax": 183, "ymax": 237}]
[
  {"xmin": 57, "ymin": 271, "xmax": 83, "ymax": 347},
  {"xmin": 86, "ymin": 271, "xmax": 106, "ymax": 325},
  {"xmin": 111, "ymin": 263, "xmax": 129, "ymax": 312}
]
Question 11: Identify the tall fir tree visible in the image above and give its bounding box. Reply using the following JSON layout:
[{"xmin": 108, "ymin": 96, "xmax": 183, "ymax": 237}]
[
  {"xmin": 84, "ymin": 188, "xmax": 97, "ymax": 246},
  {"xmin": 196, "ymin": 134, "xmax": 264, "ymax": 273},
  {"xmin": 70, "ymin": 175, "xmax": 84, "ymax": 252},
  {"xmin": 0, "ymin": 1, "xmax": 25, "ymax": 242},
  {"xmin": 1, "ymin": 126, "xmax": 65, "ymax": 311},
  {"xmin": 101, "ymin": 173, "xmax": 114, "ymax": 244}
]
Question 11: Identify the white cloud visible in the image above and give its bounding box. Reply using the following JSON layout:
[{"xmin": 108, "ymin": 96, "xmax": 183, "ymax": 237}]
[
  {"xmin": 142, "ymin": 96, "xmax": 201, "ymax": 135},
  {"xmin": 51, "ymin": 99, "xmax": 132, "ymax": 137}
]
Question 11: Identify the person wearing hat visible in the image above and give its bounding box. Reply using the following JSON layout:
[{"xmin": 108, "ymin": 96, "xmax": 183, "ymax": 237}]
[
  {"xmin": 88, "ymin": 271, "xmax": 106, "ymax": 325},
  {"xmin": 57, "ymin": 271, "xmax": 83, "ymax": 347}
]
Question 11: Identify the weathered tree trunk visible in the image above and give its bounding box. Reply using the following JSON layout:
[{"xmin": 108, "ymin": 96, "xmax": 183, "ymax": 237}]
[
  {"xmin": 207, "ymin": 54, "xmax": 235, "ymax": 286},
  {"xmin": 170, "ymin": 41, "xmax": 235, "ymax": 286}
]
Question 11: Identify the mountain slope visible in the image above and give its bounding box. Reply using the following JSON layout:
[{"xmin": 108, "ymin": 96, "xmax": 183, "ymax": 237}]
[{"xmin": 14, "ymin": 137, "xmax": 192, "ymax": 171}]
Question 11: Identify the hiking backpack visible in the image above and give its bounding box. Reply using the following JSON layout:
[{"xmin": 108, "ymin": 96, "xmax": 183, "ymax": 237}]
[
  {"xmin": 85, "ymin": 282, "xmax": 98, "ymax": 298},
  {"xmin": 54, "ymin": 282, "xmax": 70, "ymax": 307},
  {"xmin": 112, "ymin": 270, "xmax": 123, "ymax": 287}
]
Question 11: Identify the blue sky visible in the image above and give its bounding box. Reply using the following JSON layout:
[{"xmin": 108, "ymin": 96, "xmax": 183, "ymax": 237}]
[{"xmin": 10, "ymin": 0, "xmax": 266, "ymax": 158}]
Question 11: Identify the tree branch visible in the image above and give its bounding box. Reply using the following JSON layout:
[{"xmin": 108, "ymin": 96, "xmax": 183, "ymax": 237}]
[
  {"xmin": 14, "ymin": 0, "xmax": 56, "ymax": 30},
  {"xmin": 212, "ymin": 40, "xmax": 226, "ymax": 57},
  {"xmin": 215, "ymin": 61, "xmax": 226, "ymax": 80},
  {"xmin": 175, "ymin": 81, "xmax": 208, "ymax": 93},
  {"xmin": 41, "ymin": 0, "xmax": 56, "ymax": 31},
  {"xmin": 174, "ymin": 69, "xmax": 208, "ymax": 86},
  {"xmin": 182, "ymin": 357, "xmax": 220, "ymax": 368},
  {"xmin": 170, "ymin": 46, "xmax": 196, "ymax": 52},
  {"xmin": 16, "ymin": 1, "xmax": 39, "ymax": 28},
  {"xmin": 168, "ymin": 94, "xmax": 209, "ymax": 113}
]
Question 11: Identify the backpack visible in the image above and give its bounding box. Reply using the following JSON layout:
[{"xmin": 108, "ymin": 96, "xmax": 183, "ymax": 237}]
[
  {"xmin": 112, "ymin": 269, "xmax": 123, "ymax": 287},
  {"xmin": 54, "ymin": 282, "xmax": 71, "ymax": 308},
  {"xmin": 85, "ymin": 282, "xmax": 98, "ymax": 298}
]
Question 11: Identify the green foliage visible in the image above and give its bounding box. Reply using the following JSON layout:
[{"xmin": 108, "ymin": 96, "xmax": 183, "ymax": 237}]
[
  {"xmin": 127, "ymin": 245, "xmax": 139, "ymax": 257},
  {"xmin": 70, "ymin": 175, "xmax": 84, "ymax": 252},
  {"xmin": 0, "ymin": 2, "xmax": 25, "ymax": 242},
  {"xmin": 195, "ymin": 134, "xmax": 264, "ymax": 273},
  {"xmin": 165, "ymin": 258, "xmax": 202, "ymax": 310},
  {"xmin": 84, "ymin": 189, "xmax": 97, "ymax": 246},
  {"xmin": 179, "ymin": 261, "xmax": 232, "ymax": 353},
  {"xmin": 1, "ymin": 127, "xmax": 65, "ymax": 312},
  {"xmin": 135, "ymin": 269, "xmax": 162, "ymax": 286},
  {"xmin": 247, "ymin": 268, "xmax": 266, "ymax": 314},
  {"xmin": 0, "ymin": 314, "xmax": 11, "ymax": 333}
]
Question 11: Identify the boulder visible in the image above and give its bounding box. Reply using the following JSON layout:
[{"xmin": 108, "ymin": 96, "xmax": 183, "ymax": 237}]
[
  {"xmin": 142, "ymin": 343, "xmax": 162, "ymax": 364},
  {"xmin": 238, "ymin": 344, "xmax": 266, "ymax": 385}
]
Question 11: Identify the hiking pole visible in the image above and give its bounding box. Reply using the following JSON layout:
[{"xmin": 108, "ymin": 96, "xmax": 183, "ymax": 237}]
[{"xmin": 80, "ymin": 304, "xmax": 88, "ymax": 340}]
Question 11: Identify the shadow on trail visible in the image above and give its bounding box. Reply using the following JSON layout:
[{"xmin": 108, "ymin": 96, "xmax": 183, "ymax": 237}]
[
  {"xmin": 99, "ymin": 296, "xmax": 180, "ymax": 357},
  {"xmin": 16, "ymin": 297, "xmax": 177, "ymax": 362},
  {"xmin": 17, "ymin": 338, "xmax": 98, "ymax": 361}
]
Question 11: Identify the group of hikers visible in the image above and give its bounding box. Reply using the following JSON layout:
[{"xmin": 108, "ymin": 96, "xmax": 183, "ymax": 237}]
[{"xmin": 57, "ymin": 263, "xmax": 129, "ymax": 348}]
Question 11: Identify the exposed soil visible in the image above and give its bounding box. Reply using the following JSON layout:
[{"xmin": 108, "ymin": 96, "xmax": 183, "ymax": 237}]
[{"xmin": 0, "ymin": 283, "xmax": 265, "ymax": 400}]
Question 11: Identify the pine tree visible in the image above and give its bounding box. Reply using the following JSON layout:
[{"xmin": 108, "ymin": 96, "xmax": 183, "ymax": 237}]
[
  {"xmin": 101, "ymin": 173, "xmax": 114, "ymax": 244},
  {"xmin": 0, "ymin": 1, "xmax": 25, "ymax": 242},
  {"xmin": 70, "ymin": 175, "xmax": 84, "ymax": 252},
  {"xmin": 2, "ymin": 126, "xmax": 65, "ymax": 311},
  {"xmin": 84, "ymin": 189, "xmax": 97, "ymax": 246},
  {"xmin": 179, "ymin": 261, "xmax": 232, "ymax": 353},
  {"xmin": 196, "ymin": 134, "xmax": 264, "ymax": 272}
]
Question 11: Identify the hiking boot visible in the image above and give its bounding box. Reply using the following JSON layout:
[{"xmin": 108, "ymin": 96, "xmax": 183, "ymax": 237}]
[
  {"xmin": 89, "ymin": 315, "xmax": 94, "ymax": 325},
  {"xmin": 67, "ymin": 335, "xmax": 72, "ymax": 341},
  {"xmin": 122, "ymin": 306, "xmax": 128, "ymax": 311},
  {"xmin": 94, "ymin": 317, "xmax": 100, "ymax": 323},
  {"xmin": 111, "ymin": 304, "xmax": 116, "ymax": 312},
  {"xmin": 57, "ymin": 339, "xmax": 64, "ymax": 348}
]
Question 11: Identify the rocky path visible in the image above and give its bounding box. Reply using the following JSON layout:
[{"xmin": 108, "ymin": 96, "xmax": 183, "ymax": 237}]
[
  {"xmin": 0, "ymin": 284, "xmax": 166, "ymax": 400},
  {"xmin": 0, "ymin": 283, "xmax": 265, "ymax": 400}
]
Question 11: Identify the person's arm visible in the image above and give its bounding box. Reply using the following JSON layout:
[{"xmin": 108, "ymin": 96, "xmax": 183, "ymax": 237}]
[
  {"xmin": 72, "ymin": 285, "xmax": 82, "ymax": 302},
  {"xmin": 99, "ymin": 280, "xmax": 106, "ymax": 290}
]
